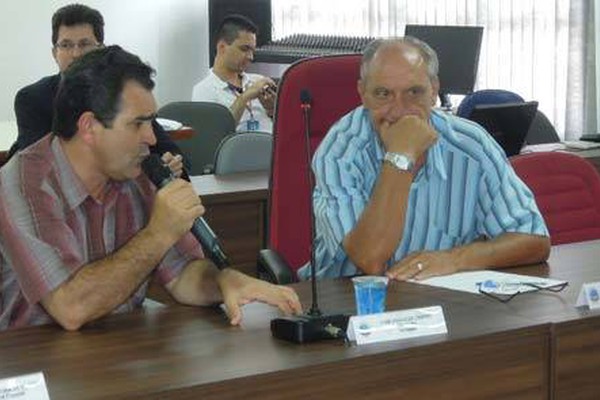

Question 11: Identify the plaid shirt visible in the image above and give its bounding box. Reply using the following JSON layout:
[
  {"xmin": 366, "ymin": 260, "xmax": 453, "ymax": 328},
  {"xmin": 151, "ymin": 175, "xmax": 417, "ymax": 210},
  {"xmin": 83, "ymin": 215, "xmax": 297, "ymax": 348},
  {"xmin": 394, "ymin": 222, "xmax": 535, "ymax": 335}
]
[{"xmin": 0, "ymin": 135, "xmax": 203, "ymax": 330}]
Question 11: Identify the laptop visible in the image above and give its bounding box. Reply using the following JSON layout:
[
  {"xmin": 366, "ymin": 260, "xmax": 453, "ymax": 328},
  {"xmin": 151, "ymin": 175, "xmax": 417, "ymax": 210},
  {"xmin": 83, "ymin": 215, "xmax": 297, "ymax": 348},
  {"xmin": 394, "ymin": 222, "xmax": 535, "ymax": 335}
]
[{"xmin": 467, "ymin": 101, "xmax": 539, "ymax": 156}]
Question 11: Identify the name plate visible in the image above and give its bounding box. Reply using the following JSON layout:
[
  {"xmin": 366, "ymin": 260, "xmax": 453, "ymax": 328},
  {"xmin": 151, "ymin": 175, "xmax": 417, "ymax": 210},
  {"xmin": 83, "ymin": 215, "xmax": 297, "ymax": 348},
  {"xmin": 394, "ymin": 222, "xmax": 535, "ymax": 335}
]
[
  {"xmin": 347, "ymin": 305, "xmax": 448, "ymax": 345},
  {"xmin": 0, "ymin": 372, "xmax": 50, "ymax": 400},
  {"xmin": 576, "ymin": 281, "xmax": 600, "ymax": 310}
]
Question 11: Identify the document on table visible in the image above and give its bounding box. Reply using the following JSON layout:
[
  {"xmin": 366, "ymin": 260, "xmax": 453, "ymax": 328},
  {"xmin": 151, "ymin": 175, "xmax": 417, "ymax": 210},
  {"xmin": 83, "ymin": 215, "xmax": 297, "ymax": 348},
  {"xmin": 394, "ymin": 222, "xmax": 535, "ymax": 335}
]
[{"xmin": 413, "ymin": 270, "xmax": 567, "ymax": 295}]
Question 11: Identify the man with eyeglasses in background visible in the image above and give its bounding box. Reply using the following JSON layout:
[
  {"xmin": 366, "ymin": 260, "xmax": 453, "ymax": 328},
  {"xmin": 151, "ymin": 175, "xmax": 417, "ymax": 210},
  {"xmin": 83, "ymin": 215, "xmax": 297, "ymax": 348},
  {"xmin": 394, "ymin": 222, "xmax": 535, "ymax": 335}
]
[
  {"xmin": 192, "ymin": 14, "xmax": 276, "ymax": 133},
  {"xmin": 10, "ymin": 4, "xmax": 185, "ymax": 175}
]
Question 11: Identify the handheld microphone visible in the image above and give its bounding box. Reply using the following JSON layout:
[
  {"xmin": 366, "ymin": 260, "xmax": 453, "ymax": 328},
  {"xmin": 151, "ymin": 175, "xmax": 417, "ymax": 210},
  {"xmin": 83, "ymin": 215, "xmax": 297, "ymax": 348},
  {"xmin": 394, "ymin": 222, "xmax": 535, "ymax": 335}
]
[
  {"xmin": 142, "ymin": 154, "xmax": 229, "ymax": 269},
  {"xmin": 270, "ymin": 88, "xmax": 349, "ymax": 343}
]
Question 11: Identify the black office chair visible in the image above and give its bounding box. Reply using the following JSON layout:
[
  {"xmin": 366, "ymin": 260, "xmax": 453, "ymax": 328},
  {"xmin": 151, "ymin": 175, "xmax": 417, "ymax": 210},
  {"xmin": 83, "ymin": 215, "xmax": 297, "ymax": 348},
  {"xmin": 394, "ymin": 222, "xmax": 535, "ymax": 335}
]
[
  {"xmin": 158, "ymin": 102, "xmax": 236, "ymax": 175},
  {"xmin": 456, "ymin": 89, "xmax": 525, "ymax": 119},
  {"xmin": 525, "ymin": 110, "xmax": 561, "ymax": 144}
]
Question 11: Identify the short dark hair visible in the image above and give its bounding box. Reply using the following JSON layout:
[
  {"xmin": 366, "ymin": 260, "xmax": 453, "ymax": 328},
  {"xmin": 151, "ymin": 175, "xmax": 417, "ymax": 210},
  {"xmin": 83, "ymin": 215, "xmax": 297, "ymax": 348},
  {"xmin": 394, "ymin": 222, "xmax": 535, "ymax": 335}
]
[
  {"xmin": 52, "ymin": 4, "xmax": 105, "ymax": 45},
  {"xmin": 216, "ymin": 14, "xmax": 258, "ymax": 44},
  {"xmin": 52, "ymin": 45, "xmax": 155, "ymax": 140}
]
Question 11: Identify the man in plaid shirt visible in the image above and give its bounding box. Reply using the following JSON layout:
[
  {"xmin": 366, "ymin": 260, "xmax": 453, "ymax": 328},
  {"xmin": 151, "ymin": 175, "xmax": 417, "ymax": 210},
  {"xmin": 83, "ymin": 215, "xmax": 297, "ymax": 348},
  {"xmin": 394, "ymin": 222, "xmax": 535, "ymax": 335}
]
[{"xmin": 0, "ymin": 45, "xmax": 301, "ymax": 331}]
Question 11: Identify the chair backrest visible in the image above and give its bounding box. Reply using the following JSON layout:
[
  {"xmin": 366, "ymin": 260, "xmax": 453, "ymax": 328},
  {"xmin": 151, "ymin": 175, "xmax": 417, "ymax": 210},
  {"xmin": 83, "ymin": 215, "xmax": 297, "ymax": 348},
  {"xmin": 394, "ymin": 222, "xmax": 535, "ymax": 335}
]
[
  {"xmin": 158, "ymin": 101, "xmax": 235, "ymax": 175},
  {"xmin": 525, "ymin": 110, "xmax": 561, "ymax": 145},
  {"xmin": 268, "ymin": 54, "xmax": 362, "ymax": 275},
  {"xmin": 214, "ymin": 132, "xmax": 273, "ymax": 175},
  {"xmin": 510, "ymin": 152, "xmax": 600, "ymax": 245},
  {"xmin": 456, "ymin": 89, "xmax": 525, "ymax": 119}
]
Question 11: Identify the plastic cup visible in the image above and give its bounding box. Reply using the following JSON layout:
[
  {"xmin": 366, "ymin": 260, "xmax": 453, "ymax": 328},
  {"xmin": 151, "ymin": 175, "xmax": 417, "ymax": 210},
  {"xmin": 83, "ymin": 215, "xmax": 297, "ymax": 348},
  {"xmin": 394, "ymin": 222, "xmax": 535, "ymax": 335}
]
[{"xmin": 351, "ymin": 276, "xmax": 389, "ymax": 315}]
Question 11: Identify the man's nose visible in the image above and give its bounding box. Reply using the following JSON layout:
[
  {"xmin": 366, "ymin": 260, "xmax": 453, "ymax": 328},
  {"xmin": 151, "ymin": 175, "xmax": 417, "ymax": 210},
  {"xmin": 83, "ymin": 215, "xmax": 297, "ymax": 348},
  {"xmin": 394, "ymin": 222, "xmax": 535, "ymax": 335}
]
[
  {"xmin": 71, "ymin": 46, "xmax": 84, "ymax": 58},
  {"xmin": 142, "ymin": 123, "xmax": 157, "ymax": 146},
  {"xmin": 386, "ymin": 94, "xmax": 408, "ymax": 119}
]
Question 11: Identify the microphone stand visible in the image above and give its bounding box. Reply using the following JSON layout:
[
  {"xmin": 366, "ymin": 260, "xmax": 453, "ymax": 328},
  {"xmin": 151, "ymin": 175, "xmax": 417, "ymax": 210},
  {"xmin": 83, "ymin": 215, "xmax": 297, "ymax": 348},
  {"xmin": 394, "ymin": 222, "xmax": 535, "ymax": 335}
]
[
  {"xmin": 270, "ymin": 89, "xmax": 350, "ymax": 343},
  {"xmin": 302, "ymin": 98, "xmax": 321, "ymax": 318}
]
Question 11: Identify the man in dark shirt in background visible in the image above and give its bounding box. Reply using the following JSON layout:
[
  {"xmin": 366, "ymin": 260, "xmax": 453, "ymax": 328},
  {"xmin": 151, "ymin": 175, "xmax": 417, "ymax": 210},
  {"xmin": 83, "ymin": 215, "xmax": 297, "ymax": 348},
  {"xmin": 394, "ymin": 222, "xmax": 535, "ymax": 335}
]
[{"xmin": 11, "ymin": 4, "xmax": 185, "ymax": 174}]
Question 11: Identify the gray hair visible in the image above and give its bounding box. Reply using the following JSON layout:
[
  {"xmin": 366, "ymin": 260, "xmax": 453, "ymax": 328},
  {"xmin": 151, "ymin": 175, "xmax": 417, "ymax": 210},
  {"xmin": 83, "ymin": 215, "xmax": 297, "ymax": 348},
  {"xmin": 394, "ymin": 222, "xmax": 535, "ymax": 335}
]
[{"xmin": 360, "ymin": 36, "xmax": 439, "ymax": 82}]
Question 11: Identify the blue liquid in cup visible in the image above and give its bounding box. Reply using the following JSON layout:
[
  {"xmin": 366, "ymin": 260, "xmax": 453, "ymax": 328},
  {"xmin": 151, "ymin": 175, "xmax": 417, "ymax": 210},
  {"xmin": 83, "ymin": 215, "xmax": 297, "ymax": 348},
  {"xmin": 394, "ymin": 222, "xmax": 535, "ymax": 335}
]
[{"xmin": 354, "ymin": 279, "xmax": 388, "ymax": 315}]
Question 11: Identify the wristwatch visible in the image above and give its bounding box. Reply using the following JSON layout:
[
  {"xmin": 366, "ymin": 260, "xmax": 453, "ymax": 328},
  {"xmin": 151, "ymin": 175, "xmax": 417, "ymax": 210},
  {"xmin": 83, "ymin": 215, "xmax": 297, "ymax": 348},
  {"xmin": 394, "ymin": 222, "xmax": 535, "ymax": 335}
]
[{"xmin": 383, "ymin": 152, "xmax": 415, "ymax": 172}]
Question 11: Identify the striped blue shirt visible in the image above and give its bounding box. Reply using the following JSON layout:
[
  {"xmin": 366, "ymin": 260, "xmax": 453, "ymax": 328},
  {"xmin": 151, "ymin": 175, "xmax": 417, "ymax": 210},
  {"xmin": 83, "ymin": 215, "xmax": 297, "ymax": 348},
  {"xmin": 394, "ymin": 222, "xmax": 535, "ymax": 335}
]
[{"xmin": 297, "ymin": 106, "xmax": 548, "ymax": 280}]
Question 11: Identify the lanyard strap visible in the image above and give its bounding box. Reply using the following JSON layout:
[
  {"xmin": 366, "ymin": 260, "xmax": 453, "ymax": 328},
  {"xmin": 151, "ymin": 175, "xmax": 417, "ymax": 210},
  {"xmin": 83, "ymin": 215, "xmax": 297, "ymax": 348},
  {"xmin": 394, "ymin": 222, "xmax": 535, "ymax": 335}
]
[{"xmin": 227, "ymin": 82, "xmax": 255, "ymax": 120}]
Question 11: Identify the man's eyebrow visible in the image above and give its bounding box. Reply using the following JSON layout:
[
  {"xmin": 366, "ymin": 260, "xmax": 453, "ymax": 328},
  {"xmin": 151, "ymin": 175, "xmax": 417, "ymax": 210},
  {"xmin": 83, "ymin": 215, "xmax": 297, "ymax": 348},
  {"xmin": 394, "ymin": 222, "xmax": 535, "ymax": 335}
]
[
  {"xmin": 133, "ymin": 113, "xmax": 157, "ymax": 122},
  {"xmin": 405, "ymin": 84, "xmax": 426, "ymax": 92}
]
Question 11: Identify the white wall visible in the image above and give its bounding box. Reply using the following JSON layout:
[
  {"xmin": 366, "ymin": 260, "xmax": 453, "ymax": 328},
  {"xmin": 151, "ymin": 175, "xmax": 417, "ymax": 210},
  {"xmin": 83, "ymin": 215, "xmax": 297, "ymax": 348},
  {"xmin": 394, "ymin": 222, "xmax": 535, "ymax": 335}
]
[{"xmin": 0, "ymin": 0, "xmax": 210, "ymax": 121}]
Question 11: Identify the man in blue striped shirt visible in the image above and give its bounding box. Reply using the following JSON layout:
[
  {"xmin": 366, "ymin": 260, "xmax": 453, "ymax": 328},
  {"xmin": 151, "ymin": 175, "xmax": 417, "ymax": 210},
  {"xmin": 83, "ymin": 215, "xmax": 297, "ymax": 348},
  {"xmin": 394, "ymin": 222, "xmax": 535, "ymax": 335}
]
[{"xmin": 297, "ymin": 37, "xmax": 550, "ymax": 281}]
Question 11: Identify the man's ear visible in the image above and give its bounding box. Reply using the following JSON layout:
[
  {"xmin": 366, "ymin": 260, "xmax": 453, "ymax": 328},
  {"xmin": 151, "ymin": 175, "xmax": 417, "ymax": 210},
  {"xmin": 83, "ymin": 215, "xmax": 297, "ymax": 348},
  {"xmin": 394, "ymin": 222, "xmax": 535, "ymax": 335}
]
[
  {"xmin": 77, "ymin": 111, "xmax": 101, "ymax": 145},
  {"xmin": 357, "ymin": 79, "xmax": 366, "ymax": 104},
  {"xmin": 430, "ymin": 77, "xmax": 440, "ymax": 106},
  {"xmin": 216, "ymin": 39, "xmax": 228, "ymax": 54}
]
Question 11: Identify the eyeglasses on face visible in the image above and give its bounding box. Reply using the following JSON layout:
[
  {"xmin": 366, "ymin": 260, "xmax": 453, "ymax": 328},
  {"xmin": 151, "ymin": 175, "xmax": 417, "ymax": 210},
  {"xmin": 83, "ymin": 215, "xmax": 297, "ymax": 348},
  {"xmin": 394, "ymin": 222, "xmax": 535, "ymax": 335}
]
[{"xmin": 55, "ymin": 40, "xmax": 101, "ymax": 52}]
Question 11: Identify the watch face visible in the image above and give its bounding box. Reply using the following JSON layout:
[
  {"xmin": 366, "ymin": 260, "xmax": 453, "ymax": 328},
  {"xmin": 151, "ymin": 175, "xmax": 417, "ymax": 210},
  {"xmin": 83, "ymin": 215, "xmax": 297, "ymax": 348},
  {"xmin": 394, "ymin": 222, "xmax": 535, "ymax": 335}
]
[{"xmin": 385, "ymin": 152, "xmax": 414, "ymax": 171}]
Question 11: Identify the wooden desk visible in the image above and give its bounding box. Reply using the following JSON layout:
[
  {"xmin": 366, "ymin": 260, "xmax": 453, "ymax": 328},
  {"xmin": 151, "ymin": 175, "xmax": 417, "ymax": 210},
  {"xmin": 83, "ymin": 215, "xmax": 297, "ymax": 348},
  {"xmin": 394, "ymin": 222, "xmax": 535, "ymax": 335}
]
[
  {"xmin": 2, "ymin": 240, "xmax": 599, "ymax": 399},
  {"xmin": 191, "ymin": 171, "xmax": 269, "ymax": 276},
  {"xmin": 0, "ymin": 280, "xmax": 550, "ymax": 399},
  {"xmin": 538, "ymin": 241, "xmax": 600, "ymax": 400},
  {"xmin": 464, "ymin": 240, "xmax": 600, "ymax": 400}
]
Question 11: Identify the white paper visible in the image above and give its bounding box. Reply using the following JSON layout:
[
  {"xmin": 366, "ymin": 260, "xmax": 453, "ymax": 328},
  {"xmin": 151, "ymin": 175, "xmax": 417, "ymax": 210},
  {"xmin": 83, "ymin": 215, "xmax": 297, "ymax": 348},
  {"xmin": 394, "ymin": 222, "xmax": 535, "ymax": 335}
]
[
  {"xmin": 155, "ymin": 118, "xmax": 183, "ymax": 131},
  {"xmin": 414, "ymin": 270, "xmax": 567, "ymax": 296},
  {"xmin": 576, "ymin": 281, "xmax": 600, "ymax": 309},
  {"xmin": 347, "ymin": 306, "xmax": 447, "ymax": 345},
  {"xmin": 0, "ymin": 372, "xmax": 50, "ymax": 400}
]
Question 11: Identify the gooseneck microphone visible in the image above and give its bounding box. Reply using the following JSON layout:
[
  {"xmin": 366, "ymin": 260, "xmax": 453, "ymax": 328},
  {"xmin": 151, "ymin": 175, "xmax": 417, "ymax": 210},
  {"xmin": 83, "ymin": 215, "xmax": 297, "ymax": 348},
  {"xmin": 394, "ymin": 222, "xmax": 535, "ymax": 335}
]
[
  {"xmin": 142, "ymin": 154, "xmax": 230, "ymax": 269},
  {"xmin": 270, "ymin": 89, "xmax": 350, "ymax": 343},
  {"xmin": 300, "ymin": 89, "xmax": 321, "ymax": 317}
]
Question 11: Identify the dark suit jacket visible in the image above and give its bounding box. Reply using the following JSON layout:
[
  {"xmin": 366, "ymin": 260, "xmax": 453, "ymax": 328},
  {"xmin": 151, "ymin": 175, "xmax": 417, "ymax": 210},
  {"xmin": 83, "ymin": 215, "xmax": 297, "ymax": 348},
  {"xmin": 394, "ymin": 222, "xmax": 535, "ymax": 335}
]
[{"xmin": 11, "ymin": 74, "xmax": 188, "ymax": 172}]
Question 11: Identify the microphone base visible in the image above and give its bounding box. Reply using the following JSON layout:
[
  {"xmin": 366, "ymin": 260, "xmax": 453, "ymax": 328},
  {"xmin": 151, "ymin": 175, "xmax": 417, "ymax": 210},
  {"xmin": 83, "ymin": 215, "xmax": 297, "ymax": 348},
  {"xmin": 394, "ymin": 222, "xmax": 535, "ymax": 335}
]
[{"xmin": 271, "ymin": 313, "xmax": 350, "ymax": 344}]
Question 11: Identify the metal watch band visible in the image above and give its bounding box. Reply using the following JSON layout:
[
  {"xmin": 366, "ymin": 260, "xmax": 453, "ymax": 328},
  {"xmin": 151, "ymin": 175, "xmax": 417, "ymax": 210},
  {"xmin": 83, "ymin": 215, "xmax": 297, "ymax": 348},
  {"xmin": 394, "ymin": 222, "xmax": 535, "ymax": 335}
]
[{"xmin": 383, "ymin": 152, "xmax": 415, "ymax": 172}]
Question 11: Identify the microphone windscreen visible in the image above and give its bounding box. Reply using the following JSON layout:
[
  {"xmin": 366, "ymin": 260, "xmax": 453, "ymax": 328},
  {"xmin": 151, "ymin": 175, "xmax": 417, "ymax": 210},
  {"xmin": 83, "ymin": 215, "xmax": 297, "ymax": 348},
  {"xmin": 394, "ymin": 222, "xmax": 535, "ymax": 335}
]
[
  {"xmin": 300, "ymin": 89, "xmax": 312, "ymax": 105},
  {"xmin": 142, "ymin": 154, "xmax": 172, "ymax": 188}
]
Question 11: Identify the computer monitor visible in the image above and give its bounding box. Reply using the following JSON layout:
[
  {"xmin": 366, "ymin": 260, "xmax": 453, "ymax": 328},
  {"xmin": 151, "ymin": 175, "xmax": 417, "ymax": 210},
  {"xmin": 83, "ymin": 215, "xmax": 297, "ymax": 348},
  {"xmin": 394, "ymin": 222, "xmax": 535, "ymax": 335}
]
[
  {"xmin": 208, "ymin": 0, "xmax": 272, "ymax": 67},
  {"xmin": 404, "ymin": 25, "xmax": 484, "ymax": 109},
  {"xmin": 467, "ymin": 101, "xmax": 539, "ymax": 157}
]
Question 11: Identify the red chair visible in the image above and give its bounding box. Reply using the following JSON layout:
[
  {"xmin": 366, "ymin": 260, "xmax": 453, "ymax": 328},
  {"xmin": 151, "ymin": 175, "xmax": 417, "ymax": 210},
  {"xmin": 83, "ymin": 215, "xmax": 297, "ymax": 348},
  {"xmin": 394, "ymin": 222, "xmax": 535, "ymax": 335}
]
[
  {"xmin": 510, "ymin": 152, "xmax": 600, "ymax": 245},
  {"xmin": 258, "ymin": 54, "xmax": 362, "ymax": 283}
]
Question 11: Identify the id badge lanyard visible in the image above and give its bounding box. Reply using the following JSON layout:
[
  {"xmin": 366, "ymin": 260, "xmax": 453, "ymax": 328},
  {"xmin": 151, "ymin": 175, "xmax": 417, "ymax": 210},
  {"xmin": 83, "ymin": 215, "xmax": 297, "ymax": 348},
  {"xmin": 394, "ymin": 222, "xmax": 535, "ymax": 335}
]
[{"xmin": 228, "ymin": 83, "xmax": 259, "ymax": 131}]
